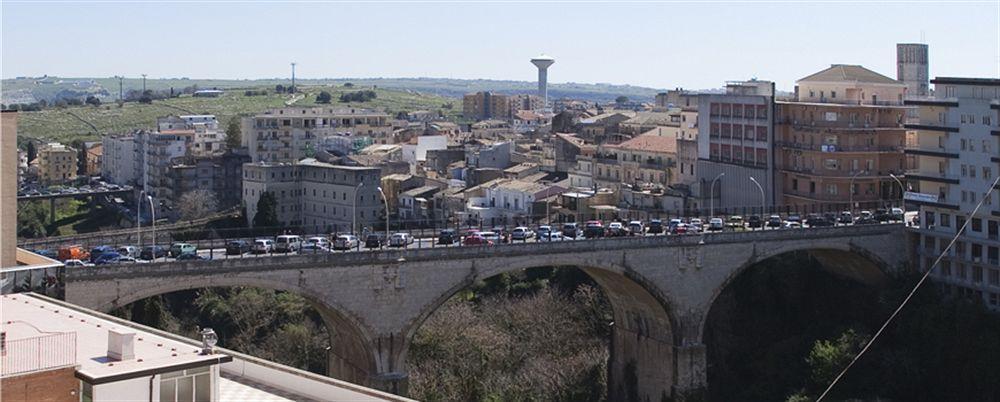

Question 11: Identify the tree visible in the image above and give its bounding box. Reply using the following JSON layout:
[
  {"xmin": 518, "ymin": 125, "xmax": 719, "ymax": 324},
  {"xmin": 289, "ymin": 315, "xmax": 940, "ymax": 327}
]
[
  {"xmin": 225, "ymin": 117, "xmax": 242, "ymax": 150},
  {"xmin": 85, "ymin": 95, "xmax": 101, "ymax": 106},
  {"xmin": 16, "ymin": 201, "xmax": 48, "ymax": 238},
  {"xmin": 138, "ymin": 90, "xmax": 153, "ymax": 104},
  {"xmin": 315, "ymin": 91, "xmax": 332, "ymax": 104},
  {"xmin": 615, "ymin": 95, "xmax": 629, "ymax": 104},
  {"xmin": 26, "ymin": 141, "xmax": 37, "ymax": 163},
  {"xmin": 343, "ymin": 82, "xmax": 353, "ymax": 88},
  {"xmin": 178, "ymin": 190, "xmax": 219, "ymax": 221},
  {"xmin": 253, "ymin": 191, "xmax": 279, "ymax": 228},
  {"xmin": 275, "ymin": 84, "xmax": 285, "ymax": 94}
]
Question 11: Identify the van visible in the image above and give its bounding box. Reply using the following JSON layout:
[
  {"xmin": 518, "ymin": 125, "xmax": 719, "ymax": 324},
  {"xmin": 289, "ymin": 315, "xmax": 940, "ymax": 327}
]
[
  {"xmin": 275, "ymin": 235, "xmax": 302, "ymax": 253},
  {"xmin": 169, "ymin": 243, "xmax": 196, "ymax": 258},
  {"xmin": 253, "ymin": 239, "xmax": 274, "ymax": 254},
  {"xmin": 58, "ymin": 245, "xmax": 90, "ymax": 262}
]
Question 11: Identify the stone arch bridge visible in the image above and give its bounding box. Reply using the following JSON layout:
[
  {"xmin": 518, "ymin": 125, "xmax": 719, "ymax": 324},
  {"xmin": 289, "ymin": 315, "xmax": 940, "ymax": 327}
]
[{"xmin": 64, "ymin": 224, "xmax": 911, "ymax": 401}]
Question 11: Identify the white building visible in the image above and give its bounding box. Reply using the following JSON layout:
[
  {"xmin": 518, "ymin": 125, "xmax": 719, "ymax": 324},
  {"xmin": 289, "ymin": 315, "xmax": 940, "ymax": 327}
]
[
  {"xmin": 101, "ymin": 134, "xmax": 137, "ymax": 185},
  {"xmin": 904, "ymin": 77, "xmax": 1000, "ymax": 310},
  {"xmin": 401, "ymin": 135, "xmax": 448, "ymax": 165},
  {"xmin": 478, "ymin": 179, "xmax": 565, "ymax": 225},
  {"xmin": 242, "ymin": 108, "xmax": 393, "ymax": 163}
]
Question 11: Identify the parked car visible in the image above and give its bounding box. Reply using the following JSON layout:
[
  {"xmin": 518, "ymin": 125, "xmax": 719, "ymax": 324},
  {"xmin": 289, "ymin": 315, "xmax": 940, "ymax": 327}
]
[
  {"xmin": 333, "ymin": 235, "xmax": 359, "ymax": 250},
  {"xmin": 784, "ymin": 221, "xmax": 803, "ymax": 229},
  {"xmin": 671, "ymin": 223, "xmax": 689, "ymax": 235},
  {"xmin": 253, "ymin": 239, "xmax": 275, "ymax": 254},
  {"xmin": 462, "ymin": 234, "xmax": 493, "ymax": 246},
  {"xmin": 511, "ymin": 227, "xmax": 535, "ymax": 241},
  {"xmin": 389, "ymin": 233, "xmax": 414, "ymax": 247},
  {"xmin": 58, "ymin": 245, "xmax": 90, "ymax": 262},
  {"xmin": 169, "ymin": 243, "xmax": 196, "ymax": 258},
  {"xmin": 708, "ymin": 218, "xmax": 725, "ymax": 231},
  {"xmin": 766, "ymin": 215, "xmax": 783, "ymax": 228},
  {"xmin": 858, "ymin": 210, "xmax": 874, "ymax": 222},
  {"xmin": 607, "ymin": 222, "xmax": 626, "ymax": 237},
  {"xmin": 838, "ymin": 211, "xmax": 853, "ymax": 224},
  {"xmin": 437, "ymin": 229, "xmax": 459, "ymax": 245},
  {"xmin": 539, "ymin": 232, "xmax": 568, "ymax": 242},
  {"xmin": 584, "ymin": 221, "xmax": 605, "ymax": 238},
  {"xmin": 306, "ymin": 236, "xmax": 332, "ymax": 250},
  {"xmin": 140, "ymin": 245, "xmax": 167, "ymax": 260},
  {"xmin": 855, "ymin": 216, "xmax": 878, "ymax": 225},
  {"xmin": 117, "ymin": 246, "xmax": 139, "ymax": 258},
  {"xmin": 787, "ymin": 215, "xmax": 802, "ymax": 225},
  {"xmin": 627, "ymin": 221, "xmax": 644, "ymax": 236},
  {"xmin": 477, "ymin": 231, "xmax": 502, "ymax": 243},
  {"xmin": 726, "ymin": 216, "xmax": 744, "ymax": 229},
  {"xmin": 805, "ymin": 214, "xmax": 833, "ymax": 227},
  {"xmin": 874, "ymin": 208, "xmax": 891, "ymax": 222},
  {"xmin": 63, "ymin": 259, "xmax": 91, "ymax": 267},
  {"xmin": 274, "ymin": 235, "xmax": 302, "ymax": 253},
  {"xmin": 648, "ymin": 219, "xmax": 664, "ymax": 234},
  {"xmin": 94, "ymin": 252, "xmax": 124, "ymax": 265},
  {"xmin": 226, "ymin": 240, "xmax": 252, "ymax": 255},
  {"xmin": 747, "ymin": 215, "xmax": 763, "ymax": 229},
  {"xmin": 176, "ymin": 252, "xmax": 208, "ymax": 261},
  {"xmin": 890, "ymin": 207, "xmax": 904, "ymax": 221},
  {"xmin": 667, "ymin": 219, "xmax": 683, "ymax": 232},
  {"xmin": 562, "ymin": 223, "xmax": 582, "ymax": 239},
  {"xmin": 688, "ymin": 218, "xmax": 704, "ymax": 233},
  {"xmin": 536, "ymin": 225, "xmax": 553, "ymax": 239},
  {"xmin": 365, "ymin": 234, "xmax": 386, "ymax": 249},
  {"xmin": 89, "ymin": 245, "xmax": 116, "ymax": 263}
]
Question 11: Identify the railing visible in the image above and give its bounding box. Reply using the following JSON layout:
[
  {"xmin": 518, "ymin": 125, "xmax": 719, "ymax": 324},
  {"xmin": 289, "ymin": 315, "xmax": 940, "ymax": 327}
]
[
  {"xmin": 780, "ymin": 167, "xmax": 904, "ymax": 178},
  {"xmin": 1, "ymin": 332, "xmax": 77, "ymax": 377},
  {"xmin": 775, "ymin": 142, "xmax": 904, "ymax": 152}
]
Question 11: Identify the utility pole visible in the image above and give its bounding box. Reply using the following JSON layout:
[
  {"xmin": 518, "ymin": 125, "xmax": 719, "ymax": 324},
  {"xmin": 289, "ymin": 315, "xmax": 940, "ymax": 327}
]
[
  {"xmin": 115, "ymin": 76, "xmax": 124, "ymax": 101},
  {"xmin": 141, "ymin": 74, "xmax": 147, "ymax": 92},
  {"xmin": 290, "ymin": 62, "xmax": 297, "ymax": 93}
]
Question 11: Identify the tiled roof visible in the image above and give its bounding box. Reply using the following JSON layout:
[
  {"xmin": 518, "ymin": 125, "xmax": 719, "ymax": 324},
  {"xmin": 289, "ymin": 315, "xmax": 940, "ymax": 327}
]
[
  {"xmin": 607, "ymin": 133, "xmax": 677, "ymax": 154},
  {"xmin": 797, "ymin": 64, "xmax": 899, "ymax": 85}
]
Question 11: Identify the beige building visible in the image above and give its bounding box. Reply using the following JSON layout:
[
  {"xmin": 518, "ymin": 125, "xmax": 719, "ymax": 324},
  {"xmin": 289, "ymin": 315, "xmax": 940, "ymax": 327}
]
[
  {"xmin": 462, "ymin": 92, "xmax": 511, "ymax": 121},
  {"xmin": 242, "ymin": 108, "xmax": 393, "ymax": 163},
  {"xmin": 37, "ymin": 142, "xmax": 78, "ymax": 184},
  {"xmin": 84, "ymin": 143, "xmax": 102, "ymax": 176},
  {"xmin": 593, "ymin": 132, "xmax": 677, "ymax": 191},
  {"xmin": 776, "ymin": 65, "xmax": 908, "ymax": 209}
]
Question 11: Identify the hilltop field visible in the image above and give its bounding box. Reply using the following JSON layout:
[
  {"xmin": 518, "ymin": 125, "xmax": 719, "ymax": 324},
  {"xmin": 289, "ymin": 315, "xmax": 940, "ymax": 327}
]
[{"xmin": 11, "ymin": 84, "xmax": 461, "ymax": 143}]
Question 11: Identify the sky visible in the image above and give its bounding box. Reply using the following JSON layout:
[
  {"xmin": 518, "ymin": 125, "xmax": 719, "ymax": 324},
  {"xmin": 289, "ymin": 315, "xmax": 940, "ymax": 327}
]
[{"xmin": 2, "ymin": 1, "xmax": 999, "ymax": 91}]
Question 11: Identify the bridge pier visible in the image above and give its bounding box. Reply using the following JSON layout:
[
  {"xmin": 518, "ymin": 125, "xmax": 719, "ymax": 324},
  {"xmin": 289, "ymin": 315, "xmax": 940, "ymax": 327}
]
[
  {"xmin": 368, "ymin": 332, "xmax": 408, "ymax": 396},
  {"xmin": 671, "ymin": 343, "xmax": 707, "ymax": 400}
]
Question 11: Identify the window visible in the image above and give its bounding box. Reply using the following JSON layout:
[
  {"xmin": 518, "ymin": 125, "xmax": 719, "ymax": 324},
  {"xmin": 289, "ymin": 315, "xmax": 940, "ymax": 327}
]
[
  {"xmin": 159, "ymin": 367, "xmax": 211, "ymax": 402},
  {"xmin": 827, "ymin": 184, "xmax": 838, "ymax": 195},
  {"xmin": 974, "ymin": 266, "xmax": 984, "ymax": 283},
  {"xmin": 973, "ymin": 218, "xmax": 983, "ymax": 232},
  {"xmin": 991, "ymin": 269, "xmax": 1000, "ymax": 286},
  {"xmin": 823, "ymin": 159, "xmax": 839, "ymax": 170}
]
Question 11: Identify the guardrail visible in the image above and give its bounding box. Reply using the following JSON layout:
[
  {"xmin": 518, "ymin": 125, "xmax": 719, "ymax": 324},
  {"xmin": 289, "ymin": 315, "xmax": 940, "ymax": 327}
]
[{"xmin": 0, "ymin": 332, "xmax": 77, "ymax": 377}]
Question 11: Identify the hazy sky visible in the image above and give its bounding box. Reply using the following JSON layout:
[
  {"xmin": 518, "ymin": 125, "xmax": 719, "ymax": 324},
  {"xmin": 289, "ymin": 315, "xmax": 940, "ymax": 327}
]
[{"xmin": 2, "ymin": 1, "xmax": 998, "ymax": 91}]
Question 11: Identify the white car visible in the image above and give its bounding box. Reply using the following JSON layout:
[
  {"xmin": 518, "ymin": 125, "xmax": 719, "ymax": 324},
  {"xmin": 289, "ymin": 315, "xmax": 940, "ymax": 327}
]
[
  {"xmin": 608, "ymin": 222, "xmax": 625, "ymax": 236},
  {"xmin": 63, "ymin": 259, "xmax": 91, "ymax": 267},
  {"xmin": 253, "ymin": 239, "xmax": 274, "ymax": 254},
  {"xmin": 708, "ymin": 218, "xmax": 724, "ymax": 231},
  {"xmin": 275, "ymin": 235, "xmax": 302, "ymax": 253},
  {"xmin": 389, "ymin": 233, "xmax": 414, "ymax": 247},
  {"xmin": 627, "ymin": 221, "xmax": 644, "ymax": 235},
  {"xmin": 333, "ymin": 235, "xmax": 359, "ymax": 250},
  {"xmin": 117, "ymin": 246, "xmax": 139, "ymax": 258},
  {"xmin": 689, "ymin": 218, "xmax": 705, "ymax": 232},
  {"xmin": 511, "ymin": 227, "xmax": 535, "ymax": 240},
  {"xmin": 539, "ymin": 232, "xmax": 568, "ymax": 242},
  {"xmin": 476, "ymin": 231, "xmax": 502, "ymax": 243},
  {"xmin": 306, "ymin": 236, "xmax": 331, "ymax": 249}
]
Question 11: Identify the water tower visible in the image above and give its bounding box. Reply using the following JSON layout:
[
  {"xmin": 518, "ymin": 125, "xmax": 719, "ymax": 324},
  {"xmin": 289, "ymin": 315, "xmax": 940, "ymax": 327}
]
[{"xmin": 531, "ymin": 54, "xmax": 555, "ymax": 105}]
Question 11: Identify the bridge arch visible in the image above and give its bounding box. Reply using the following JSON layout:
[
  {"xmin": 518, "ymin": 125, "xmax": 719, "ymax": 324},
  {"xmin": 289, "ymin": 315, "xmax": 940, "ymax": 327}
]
[
  {"xmin": 400, "ymin": 251, "xmax": 685, "ymax": 402},
  {"xmin": 103, "ymin": 276, "xmax": 379, "ymax": 387}
]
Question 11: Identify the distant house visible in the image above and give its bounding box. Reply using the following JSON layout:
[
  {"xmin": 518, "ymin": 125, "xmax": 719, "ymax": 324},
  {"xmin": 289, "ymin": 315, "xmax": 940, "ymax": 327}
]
[{"xmin": 192, "ymin": 89, "xmax": 224, "ymax": 98}]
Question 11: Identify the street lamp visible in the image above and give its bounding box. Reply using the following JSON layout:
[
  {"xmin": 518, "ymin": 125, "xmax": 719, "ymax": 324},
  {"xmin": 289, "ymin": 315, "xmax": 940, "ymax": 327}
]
[
  {"xmin": 147, "ymin": 195, "xmax": 156, "ymax": 257},
  {"xmin": 849, "ymin": 170, "xmax": 868, "ymax": 218},
  {"xmin": 377, "ymin": 187, "xmax": 389, "ymax": 247},
  {"xmin": 749, "ymin": 177, "xmax": 765, "ymax": 230},
  {"xmin": 889, "ymin": 173, "xmax": 906, "ymax": 211},
  {"xmin": 137, "ymin": 191, "xmax": 143, "ymax": 250},
  {"xmin": 353, "ymin": 182, "xmax": 364, "ymax": 235},
  {"xmin": 709, "ymin": 172, "xmax": 725, "ymax": 218}
]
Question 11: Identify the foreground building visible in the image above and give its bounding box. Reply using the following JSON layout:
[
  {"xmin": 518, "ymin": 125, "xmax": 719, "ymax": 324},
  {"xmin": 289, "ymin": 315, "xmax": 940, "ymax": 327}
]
[{"xmin": 905, "ymin": 77, "xmax": 1000, "ymax": 310}]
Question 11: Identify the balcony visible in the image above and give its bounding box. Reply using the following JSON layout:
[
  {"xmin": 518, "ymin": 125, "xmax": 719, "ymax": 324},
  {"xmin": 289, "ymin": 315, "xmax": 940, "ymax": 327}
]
[
  {"xmin": 776, "ymin": 141, "xmax": 904, "ymax": 153},
  {"xmin": 903, "ymin": 146, "xmax": 960, "ymax": 159},
  {"xmin": 905, "ymin": 171, "xmax": 961, "ymax": 184},
  {"xmin": 784, "ymin": 189, "xmax": 881, "ymax": 202},
  {"xmin": 904, "ymin": 123, "xmax": 960, "ymax": 133},
  {"xmin": 781, "ymin": 166, "xmax": 903, "ymax": 178},
  {"xmin": 1, "ymin": 332, "xmax": 77, "ymax": 377}
]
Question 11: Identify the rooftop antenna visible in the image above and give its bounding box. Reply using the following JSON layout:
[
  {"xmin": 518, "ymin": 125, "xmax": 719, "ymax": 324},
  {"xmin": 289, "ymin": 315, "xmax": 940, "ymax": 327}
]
[
  {"xmin": 141, "ymin": 74, "xmax": 147, "ymax": 92},
  {"xmin": 290, "ymin": 62, "xmax": 297, "ymax": 93}
]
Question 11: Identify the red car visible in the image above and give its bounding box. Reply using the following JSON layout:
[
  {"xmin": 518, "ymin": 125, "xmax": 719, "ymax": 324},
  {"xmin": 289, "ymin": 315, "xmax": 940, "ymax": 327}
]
[
  {"xmin": 462, "ymin": 234, "xmax": 494, "ymax": 246},
  {"xmin": 671, "ymin": 223, "xmax": 689, "ymax": 235}
]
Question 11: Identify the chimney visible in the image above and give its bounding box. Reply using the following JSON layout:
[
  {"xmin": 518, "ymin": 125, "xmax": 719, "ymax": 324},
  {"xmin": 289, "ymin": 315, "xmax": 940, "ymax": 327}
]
[{"xmin": 107, "ymin": 329, "xmax": 136, "ymax": 361}]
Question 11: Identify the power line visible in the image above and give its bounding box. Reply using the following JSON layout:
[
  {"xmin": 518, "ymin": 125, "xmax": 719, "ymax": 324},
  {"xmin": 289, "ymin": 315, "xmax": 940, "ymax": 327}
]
[{"xmin": 817, "ymin": 174, "xmax": 1000, "ymax": 401}]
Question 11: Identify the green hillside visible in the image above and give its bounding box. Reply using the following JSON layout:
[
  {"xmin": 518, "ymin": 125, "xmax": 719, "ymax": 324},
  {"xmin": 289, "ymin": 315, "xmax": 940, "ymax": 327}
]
[{"xmin": 14, "ymin": 85, "xmax": 460, "ymax": 143}]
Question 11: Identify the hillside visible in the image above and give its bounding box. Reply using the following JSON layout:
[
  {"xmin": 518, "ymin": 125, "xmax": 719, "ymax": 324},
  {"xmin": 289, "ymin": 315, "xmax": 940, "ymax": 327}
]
[{"xmin": 12, "ymin": 85, "xmax": 460, "ymax": 143}]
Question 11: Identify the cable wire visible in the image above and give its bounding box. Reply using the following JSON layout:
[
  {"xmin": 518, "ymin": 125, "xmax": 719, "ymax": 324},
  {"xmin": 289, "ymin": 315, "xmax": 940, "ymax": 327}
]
[{"xmin": 817, "ymin": 174, "xmax": 1000, "ymax": 401}]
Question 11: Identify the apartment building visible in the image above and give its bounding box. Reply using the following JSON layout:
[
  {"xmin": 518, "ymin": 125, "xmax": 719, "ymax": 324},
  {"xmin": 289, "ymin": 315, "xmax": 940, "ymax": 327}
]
[
  {"xmin": 509, "ymin": 94, "xmax": 543, "ymax": 114},
  {"xmin": 136, "ymin": 131, "xmax": 188, "ymax": 216},
  {"xmin": 465, "ymin": 141, "xmax": 512, "ymax": 170},
  {"xmin": 242, "ymin": 108, "xmax": 393, "ymax": 163},
  {"xmin": 462, "ymin": 92, "xmax": 511, "ymax": 121},
  {"xmin": 36, "ymin": 142, "xmax": 77, "ymax": 185},
  {"xmin": 696, "ymin": 80, "xmax": 776, "ymax": 213},
  {"xmin": 904, "ymin": 77, "xmax": 1000, "ymax": 310},
  {"xmin": 242, "ymin": 157, "xmax": 382, "ymax": 231},
  {"xmin": 165, "ymin": 150, "xmax": 251, "ymax": 214},
  {"xmin": 101, "ymin": 134, "xmax": 137, "ymax": 185},
  {"xmin": 775, "ymin": 65, "xmax": 908, "ymax": 211},
  {"xmin": 83, "ymin": 143, "xmax": 102, "ymax": 176},
  {"xmin": 158, "ymin": 115, "xmax": 224, "ymax": 156},
  {"xmin": 593, "ymin": 132, "xmax": 677, "ymax": 191}
]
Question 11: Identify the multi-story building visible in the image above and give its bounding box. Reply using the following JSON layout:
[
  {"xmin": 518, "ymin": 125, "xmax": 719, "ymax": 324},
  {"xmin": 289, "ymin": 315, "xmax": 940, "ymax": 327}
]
[
  {"xmin": 697, "ymin": 79, "xmax": 776, "ymax": 214},
  {"xmin": 904, "ymin": 77, "xmax": 1000, "ymax": 310},
  {"xmin": 897, "ymin": 43, "xmax": 930, "ymax": 98},
  {"xmin": 242, "ymin": 157, "xmax": 382, "ymax": 231},
  {"xmin": 36, "ymin": 142, "xmax": 77, "ymax": 184},
  {"xmin": 84, "ymin": 143, "xmax": 102, "ymax": 176},
  {"xmin": 593, "ymin": 132, "xmax": 677, "ymax": 192},
  {"xmin": 775, "ymin": 65, "xmax": 908, "ymax": 211},
  {"xmin": 462, "ymin": 92, "xmax": 511, "ymax": 121},
  {"xmin": 101, "ymin": 134, "xmax": 137, "ymax": 185},
  {"xmin": 465, "ymin": 141, "xmax": 512, "ymax": 170},
  {"xmin": 165, "ymin": 150, "xmax": 251, "ymax": 215},
  {"xmin": 509, "ymin": 94, "xmax": 543, "ymax": 114},
  {"xmin": 136, "ymin": 131, "xmax": 188, "ymax": 216},
  {"xmin": 242, "ymin": 108, "xmax": 393, "ymax": 163}
]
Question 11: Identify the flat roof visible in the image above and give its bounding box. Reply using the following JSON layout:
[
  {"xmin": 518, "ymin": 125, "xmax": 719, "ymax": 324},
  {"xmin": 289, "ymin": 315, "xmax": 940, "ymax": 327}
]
[{"xmin": 1, "ymin": 293, "xmax": 230, "ymax": 384}]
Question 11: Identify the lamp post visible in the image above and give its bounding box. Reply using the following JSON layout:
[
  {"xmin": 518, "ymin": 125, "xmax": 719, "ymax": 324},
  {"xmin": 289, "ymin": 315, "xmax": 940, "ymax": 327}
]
[
  {"xmin": 136, "ymin": 191, "xmax": 143, "ymax": 250},
  {"xmin": 353, "ymin": 182, "xmax": 364, "ymax": 235},
  {"xmin": 749, "ymin": 177, "xmax": 765, "ymax": 230},
  {"xmin": 377, "ymin": 187, "xmax": 389, "ymax": 247},
  {"xmin": 147, "ymin": 195, "xmax": 156, "ymax": 258},
  {"xmin": 849, "ymin": 170, "xmax": 867, "ymax": 218},
  {"xmin": 709, "ymin": 172, "xmax": 725, "ymax": 218},
  {"xmin": 888, "ymin": 173, "xmax": 905, "ymax": 211}
]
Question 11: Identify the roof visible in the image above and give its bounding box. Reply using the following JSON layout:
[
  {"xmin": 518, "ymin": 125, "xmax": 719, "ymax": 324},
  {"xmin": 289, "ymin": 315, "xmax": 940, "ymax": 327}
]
[
  {"xmin": 931, "ymin": 77, "xmax": 1000, "ymax": 87},
  {"xmin": 504, "ymin": 163, "xmax": 538, "ymax": 174},
  {"xmin": 299, "ymin": 157, "xmax": 380, "ymax": 171},
  {"xmin": 382, "ymin": 173, "xmax": 413, "ymax": 182},
  {"xmin": 797, "ymin": 64, "xmax": 900, "ymax": 85},
  {"xmin": 607, "ymin": 133, "xmax": 677, "ymax": 154},
  {"xmin": 495, "ymin": 179, "xmax": 551, "ymax": 194},
  {"xmin": 401, "ymin": 185, "xmax": 440, "ymax": 197},
  {"xmin": 623, "ymin": 112, "xmax": 675, "ymax": 127}
]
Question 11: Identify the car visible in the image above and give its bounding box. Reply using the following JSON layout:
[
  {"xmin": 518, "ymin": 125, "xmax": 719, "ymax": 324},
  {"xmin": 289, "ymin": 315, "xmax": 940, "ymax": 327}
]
[
  {"xmin": 365, "ymin": 234, "xmax": 386, "ymax": 249},
  {"xmin": 437, "ymin": 229, "xmax": 459, "ymax": 245},
  {"xmin": 94, "ymin": 252, "xmax": 124, "ymax": 265},
  {"xmin": 562, "ymin": 223, "xmax": 582, "ymax": 239},
  {"xmin": 855, "ymin": 216, "xmax": 877, "ymax": 225},
  {"xmin": 689, "ymin": 218, "xmax": 704, "ymax": 233},
  {"xmin": 726, "ymin": 216, "xmax": 744, "ymax": 229},
  {"xmin": 476, "ymin": 231, "xmax": 502, "ymax": 243},
  {"xmin": 874, "ymin": 208, "xmax": 891, "ymax": 222},
  {"xmin": 607, "ymin": 222, "xmax": 626, "ymax": 236},
  {"xmin": 858, "ymin": 211, "xmax": 874, "ymax": 222},
  {"xmin": 890, "ymin": 207, "xmax": 904, "ymax": 221},
  {"xmin": 58, "ymin": 245, "xmax": 90, "ymax": 262},
  {"xmin": 538, "ymin": 232, "xmax": 568, "ymax": 242},
  {"xmin": 389, "ymin": 233, "xmax": 414, "ymax": 247},
  {"xmin": 511, "ymin": 227, "xmax": 535, "ymax": 241},
  {"xmin": 747, "ymin": 215, "xmax": 763, "ymax": 229},
  {"xmin": 462, "ymin": 234, "xmax": 493, "ymax": 246},
  {"xmin": 671, "ymin": 223, "xmax": 689, "ymax": 235},
  {"xmin": 783, "ymin": 221, "xmax": 802, "ymax": 229},
  {"xmin": 627, "ymin": 221, "xmax": 644, "ymax": 236},
  {"xmin": 300, "ymin": 243, "xmax": 330, "ymax": 253},
  {"xmin": 176, "ymin": 252, "xmax": 208, "ymax": 261},
  {"xmin": 490, "ymin": 226, "xmax": 508, "ymax": 239},
  {"xmin": 139, "ymin": 245, "xmax": 167, "ymax": 260},
  {"xmin": 536, "ymin": 225, "xmax": 553, "ymax": 239},
  {"xmin": 169, "ymin": 243, "xmax": 196, "ymax": 258},
  {"xmin": 274, "ymin": 235, "xmax": 302, "ymax": 253},
  {"xmin": 226, "ymin": 240, "xmax": 252, "ymax": 255},
  {"xmin": 306, "ymin": 236, "xmax": 332, "ymax": 250},
  {"xmin": 333, "ymin": 235, "xmax": 359, "ymax": 250},
  {"xmin": 787, "ymin": 215, "xmax": 802, "ymax": 225},
  {"xmin": 89, "ymin": 245, "xmax": 116, "ymax": 263},
  {"xmin": 805, "ymin": 214, "xmax": 833, "ymax": 227},
  {"xmin": 708, "ymin": 218, "xmax": 725, "ymax": 231},
  {"xmin": 253, "ymin": 239, "xmax": 275, "ymax": 254},
  {"xmin": 766, "ymin": 215, "xmax": 783, "ymax": 228},
  {"xmin": 667, "ymin": 219, "xmax": 683, "ymax": 233},
  {"xmin": 648, "ymin": 219, "xmax": 664, "ymax": 234},
  {"xmin": 838, "ymin": 211, "xmax": 853, "ymax": 224},
  {"xmin": 584, "ymin": 221, "xmax": 605, "ymax": 238},
  {"xmin": 117, "ymin": 246, "xmax": 139, "ymax": 258},
  {"xmin": 63, "ymin": 259, "xmax": 91, "ymax": 267}
]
